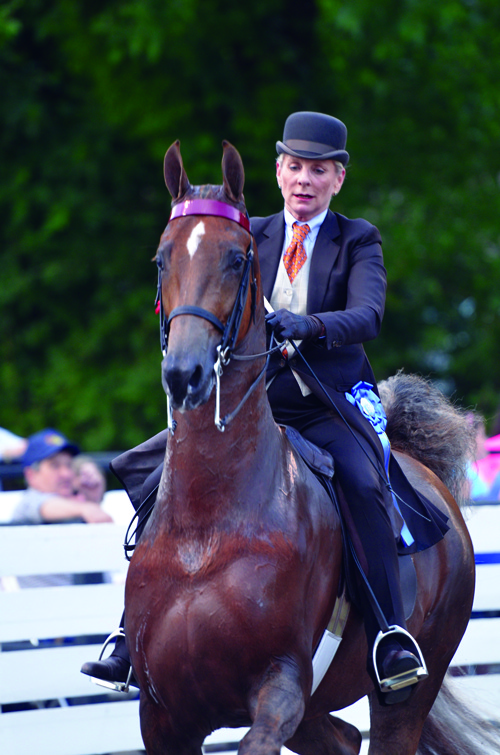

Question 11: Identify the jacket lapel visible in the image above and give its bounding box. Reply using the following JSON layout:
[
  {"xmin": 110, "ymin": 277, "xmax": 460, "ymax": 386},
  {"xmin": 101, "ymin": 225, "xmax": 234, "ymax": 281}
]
[
  {"xmin": 307, "ymin": 211, "xmax": 341, "ymax": 313},
  {"xmin": 255, "ymin": 214, "xmax": 285, "ymax": 301}
]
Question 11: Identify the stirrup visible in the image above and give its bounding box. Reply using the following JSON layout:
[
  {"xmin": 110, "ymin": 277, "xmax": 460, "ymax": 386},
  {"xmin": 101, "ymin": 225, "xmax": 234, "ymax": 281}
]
[
  {"xmin": 88, "ymin": 628, "xmax": 134, "ymax": 693},
  {"xmin": 373, "ymin": 626, "xmax": 428, "ymax": 693}
]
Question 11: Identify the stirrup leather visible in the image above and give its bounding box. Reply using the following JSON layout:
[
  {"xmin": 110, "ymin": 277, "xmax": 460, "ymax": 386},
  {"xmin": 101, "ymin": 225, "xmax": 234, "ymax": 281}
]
[
  {"xmin": 373, "ymin": 626, "xmax": 428, "ymax": 693},
  {"xmin": 89, "ymin": 628, "xmax": 134, "ymax": 693}
]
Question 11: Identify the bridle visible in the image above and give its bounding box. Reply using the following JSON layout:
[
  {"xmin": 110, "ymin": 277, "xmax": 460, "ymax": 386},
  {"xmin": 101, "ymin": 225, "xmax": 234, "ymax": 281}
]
[{"xmin": 156, "ymin": 198, "xmax": 270, "ymax": 433}]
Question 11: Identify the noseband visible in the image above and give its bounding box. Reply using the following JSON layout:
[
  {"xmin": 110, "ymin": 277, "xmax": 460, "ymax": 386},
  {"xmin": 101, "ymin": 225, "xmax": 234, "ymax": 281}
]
[{"xmin": 156, "ymin": 198, "xmax": 263, "ymax": 432}]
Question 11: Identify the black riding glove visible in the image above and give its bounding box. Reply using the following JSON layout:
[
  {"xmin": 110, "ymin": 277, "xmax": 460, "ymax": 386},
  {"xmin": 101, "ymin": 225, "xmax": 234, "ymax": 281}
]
[{"xmin": 265, "ymin": 309, "xmax": 324, "ymax": 342}]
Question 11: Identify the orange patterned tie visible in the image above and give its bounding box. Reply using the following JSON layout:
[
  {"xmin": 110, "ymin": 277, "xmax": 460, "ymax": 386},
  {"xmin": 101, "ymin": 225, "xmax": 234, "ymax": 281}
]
[{"xmin": 283, "ymin": 222, "xmax": 310, "ymax": 283}]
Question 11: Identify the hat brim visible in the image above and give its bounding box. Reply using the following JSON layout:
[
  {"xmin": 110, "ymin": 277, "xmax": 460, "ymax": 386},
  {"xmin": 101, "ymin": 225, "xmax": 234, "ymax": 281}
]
[
  {"xmin": 276, "ymin": 141, "xmax": 349, "ymax": 166},
  {"xmin": 22, "ymin": 442, "xmax": 80, "ymax": 468}
]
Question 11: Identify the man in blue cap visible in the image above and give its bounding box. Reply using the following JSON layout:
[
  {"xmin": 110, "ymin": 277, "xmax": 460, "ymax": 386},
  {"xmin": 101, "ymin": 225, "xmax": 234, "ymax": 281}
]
[{"xmin": 12, "ymin": 428, "xmax": 112, "ymax": 524}]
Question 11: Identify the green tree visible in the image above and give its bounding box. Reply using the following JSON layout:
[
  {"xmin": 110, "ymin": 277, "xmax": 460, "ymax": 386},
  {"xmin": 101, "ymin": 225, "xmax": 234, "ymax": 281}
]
[{"xmin": 1, "ymin": 0, "xmax": 500, "ymax": 452}]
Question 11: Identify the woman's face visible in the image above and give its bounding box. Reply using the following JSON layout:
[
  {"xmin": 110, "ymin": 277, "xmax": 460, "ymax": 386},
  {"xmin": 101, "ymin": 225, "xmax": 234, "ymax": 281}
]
[{"xmin": 276, "ymin": 154, "xmax": 345, "ymax": 222}]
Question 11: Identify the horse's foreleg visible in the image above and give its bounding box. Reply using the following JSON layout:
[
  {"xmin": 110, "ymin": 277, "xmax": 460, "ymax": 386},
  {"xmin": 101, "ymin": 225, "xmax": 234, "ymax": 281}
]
[
  {"xmin": 367, "ymin": 673, "xmax": 443, "ymax": 755},
  {"xmin": 139, "ymin": 696, "xmax": 204, "ymax": 755},
  {"xmin": 238, "ymin": 658, "xmax": 307, "ymax": 755},
  {"xmin": 286, "ymin": 713, "xmax": 362, "ymax": 755}
]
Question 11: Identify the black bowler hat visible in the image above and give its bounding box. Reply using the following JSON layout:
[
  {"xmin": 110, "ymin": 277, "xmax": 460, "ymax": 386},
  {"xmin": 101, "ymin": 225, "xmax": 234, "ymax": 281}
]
[{"xmin": 276, "ymin": 111, "xmax": 349, "ymax": 166}]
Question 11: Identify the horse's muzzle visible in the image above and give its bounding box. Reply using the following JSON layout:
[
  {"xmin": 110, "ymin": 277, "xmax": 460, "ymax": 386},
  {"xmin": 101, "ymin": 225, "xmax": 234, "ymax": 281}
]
[{"xmin": 161, "ymin": 354, "xmax": 214, "ymax": 411}]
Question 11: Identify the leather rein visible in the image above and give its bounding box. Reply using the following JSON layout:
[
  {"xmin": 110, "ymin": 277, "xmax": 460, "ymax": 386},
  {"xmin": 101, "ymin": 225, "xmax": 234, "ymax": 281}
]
[{"xmin": 156, "ymin": 198, "xmax": 273, "ymax": 433}]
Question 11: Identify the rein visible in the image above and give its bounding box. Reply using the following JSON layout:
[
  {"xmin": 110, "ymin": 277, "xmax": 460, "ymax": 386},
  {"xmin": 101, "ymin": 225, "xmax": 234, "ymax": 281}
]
[{"xmin": 157, "ymin": 198, "xmax": 270, "ymax": 433}]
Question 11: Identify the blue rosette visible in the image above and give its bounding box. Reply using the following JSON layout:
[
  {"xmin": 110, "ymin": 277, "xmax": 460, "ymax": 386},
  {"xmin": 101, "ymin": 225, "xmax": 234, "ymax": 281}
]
[
  {"xmin": 345, "ymin": 381, "xmax": 387, "ymax": 435},
  {"xmin": 345, "ymin": 381, "xmax": 414, "ymax": 547}
]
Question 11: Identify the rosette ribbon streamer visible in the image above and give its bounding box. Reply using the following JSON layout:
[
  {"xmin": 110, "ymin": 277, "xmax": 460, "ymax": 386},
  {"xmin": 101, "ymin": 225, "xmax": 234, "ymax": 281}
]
[{"xmin": 346, "ymin": 381, "xmax": 414, "ymax": 547}]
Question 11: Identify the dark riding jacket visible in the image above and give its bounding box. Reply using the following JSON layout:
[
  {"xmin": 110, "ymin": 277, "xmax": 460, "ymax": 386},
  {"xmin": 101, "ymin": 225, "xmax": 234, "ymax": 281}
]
[
  {"xmin": 252, "ymin": 209, "xmax": 448, "ymax": 554},
  {"xmin": 252, "ymin": 210, "xmax": 385, "ymax": 390}
]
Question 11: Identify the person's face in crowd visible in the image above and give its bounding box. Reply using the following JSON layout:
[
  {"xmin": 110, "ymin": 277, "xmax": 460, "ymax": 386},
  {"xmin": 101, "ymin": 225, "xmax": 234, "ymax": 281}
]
[
  {"xmin": 74, "ymin": 460, "xmax": 106, "ymax": 503},
  {"xmin": 25, "ymin": 451, "xmax": 76, "ymax": 496},
  {"xmin": 276, "ymin": 154, "xmax": 345, "ymax": 222}
]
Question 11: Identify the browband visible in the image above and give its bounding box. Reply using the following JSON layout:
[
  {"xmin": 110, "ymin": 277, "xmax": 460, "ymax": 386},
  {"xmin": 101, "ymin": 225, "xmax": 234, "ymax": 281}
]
[{"xmin": 169, "ymin": 199, "xmax": 250, "ymax": 232}]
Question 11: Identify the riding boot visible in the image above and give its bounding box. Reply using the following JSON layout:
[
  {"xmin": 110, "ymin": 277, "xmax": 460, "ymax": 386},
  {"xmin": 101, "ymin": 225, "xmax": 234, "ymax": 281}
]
[
  {"xmin": 80, "ymin": 615, "xmax": 137, "ymax": 691},
  {"xmin": 371, "ymin": 626, "xmax": 428, "ymax": 705},
  {"xmin": 358, "ymin": 540, "xmax": 428, "ymax": 704}
]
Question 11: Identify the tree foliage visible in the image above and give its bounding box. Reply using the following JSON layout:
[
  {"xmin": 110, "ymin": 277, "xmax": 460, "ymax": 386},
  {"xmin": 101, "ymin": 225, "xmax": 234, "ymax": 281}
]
[{"xmin": 1, "ymin": 0, "xmax": 500, "ymax": 451}]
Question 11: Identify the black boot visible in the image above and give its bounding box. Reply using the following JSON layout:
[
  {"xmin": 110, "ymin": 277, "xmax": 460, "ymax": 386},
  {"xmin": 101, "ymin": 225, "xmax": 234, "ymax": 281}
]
[
  {"xmin": 374, "ymin": 627, "xmax": 428, "ymax": 705},
  {"xmin": 81, "ymin": 630, "xmax": 138, "ymax": 691}
]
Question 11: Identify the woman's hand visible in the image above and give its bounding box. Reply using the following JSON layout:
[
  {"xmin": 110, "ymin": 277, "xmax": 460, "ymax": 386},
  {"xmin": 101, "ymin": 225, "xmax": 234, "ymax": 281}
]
[{"xmin": 265, "ymin": 309, "xmax": 323, "ymax": 341}]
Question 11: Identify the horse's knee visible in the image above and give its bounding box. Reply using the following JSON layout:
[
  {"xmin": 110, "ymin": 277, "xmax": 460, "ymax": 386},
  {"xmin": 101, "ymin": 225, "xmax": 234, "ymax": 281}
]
[
  {"xmin": 287, "ymin": 713, "xmax": 362, "ymax": 755},
  {"xmin": 241, "ymin": 658, "xmax": 307, "ymax": 754}
]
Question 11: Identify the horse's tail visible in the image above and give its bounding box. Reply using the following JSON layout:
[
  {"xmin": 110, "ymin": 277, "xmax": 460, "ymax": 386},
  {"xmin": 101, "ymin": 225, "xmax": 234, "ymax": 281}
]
[
  {"xmin": 417, "ymin": 676, "xmax": 500, "ymax": 754},
  {"xmin": 378, "ymin": 372, "xmax": 475, "ymax": 508}
]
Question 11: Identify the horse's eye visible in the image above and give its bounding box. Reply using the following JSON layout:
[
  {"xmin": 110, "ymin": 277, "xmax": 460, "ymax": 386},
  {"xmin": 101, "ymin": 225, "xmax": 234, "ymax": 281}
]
[{"xmin": 230, "ymin": 253, "xmax": 245, "ymax": 272}]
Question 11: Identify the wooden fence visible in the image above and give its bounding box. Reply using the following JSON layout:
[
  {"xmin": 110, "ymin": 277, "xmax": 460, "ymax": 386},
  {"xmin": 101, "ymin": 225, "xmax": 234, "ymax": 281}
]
[{"xmin": 1, "ymin": 492, "xmax": 498, "ymax": 755}]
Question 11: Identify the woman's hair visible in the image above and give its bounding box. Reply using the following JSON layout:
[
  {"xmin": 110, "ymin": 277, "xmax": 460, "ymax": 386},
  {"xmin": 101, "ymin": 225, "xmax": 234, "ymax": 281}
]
[{"xmin": 276, "ymin": 152, "xmax": 344, "ymax": 176}]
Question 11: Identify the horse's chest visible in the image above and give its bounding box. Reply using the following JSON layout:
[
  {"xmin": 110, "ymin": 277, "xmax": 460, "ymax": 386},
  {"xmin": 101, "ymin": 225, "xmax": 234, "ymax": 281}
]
[{"xmin": 174, "ymin": 536, "xmax": 220, "ymax": 575}]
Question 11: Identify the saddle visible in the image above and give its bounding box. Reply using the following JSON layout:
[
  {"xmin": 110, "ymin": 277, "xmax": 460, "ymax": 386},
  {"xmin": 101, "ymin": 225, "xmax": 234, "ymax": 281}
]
[
  {"xmin": 283, "ymin": 423, "xmax": 418, "ymax": 690},
  {"xmin": 284, "ymin": 423, "xmax": 417, "ymax": 611}
]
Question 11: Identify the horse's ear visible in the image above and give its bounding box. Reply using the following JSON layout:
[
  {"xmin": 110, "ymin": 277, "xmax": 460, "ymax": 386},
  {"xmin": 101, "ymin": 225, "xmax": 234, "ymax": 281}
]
[
  {"xmin": 164, "ymin": 140, "xmax": 190, "ymax": 200},
  {"xmin": 221, "ymin": 140, "xmax": 245, "ymax": 202}
]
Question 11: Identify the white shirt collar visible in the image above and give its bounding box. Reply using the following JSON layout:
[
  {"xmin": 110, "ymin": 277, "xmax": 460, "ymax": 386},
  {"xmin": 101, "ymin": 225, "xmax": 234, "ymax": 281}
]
[{"xmin": 283, "ymin": 207, "xmax": 328, "ymax": 236}]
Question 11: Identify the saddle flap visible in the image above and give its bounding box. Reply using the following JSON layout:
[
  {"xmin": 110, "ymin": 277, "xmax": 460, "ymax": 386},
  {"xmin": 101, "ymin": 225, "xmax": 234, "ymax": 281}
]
[{"xmin": 283, "ymin": 425, "xmax": 335, "ymax": 479}]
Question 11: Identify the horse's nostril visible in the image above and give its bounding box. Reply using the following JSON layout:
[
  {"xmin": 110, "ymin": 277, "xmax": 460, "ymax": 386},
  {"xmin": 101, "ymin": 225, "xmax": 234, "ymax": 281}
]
[
  {"xmin": 188, "ymin": 365, "xmax": 203, "ymax": 391},
  {"xmin": 162, "ymin": 357, "xmax": 208, "ymax": 408}
]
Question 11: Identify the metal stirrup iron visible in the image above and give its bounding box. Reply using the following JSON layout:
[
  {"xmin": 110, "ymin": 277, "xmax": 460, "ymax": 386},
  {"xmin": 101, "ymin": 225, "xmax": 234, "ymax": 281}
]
[
  {"xmin": 88, "ymin": 628, "xmax": 134, "ymax": 693},
  {"xmin": 373, "ymin": 626, "xmax": 428, "ymax": 692}
]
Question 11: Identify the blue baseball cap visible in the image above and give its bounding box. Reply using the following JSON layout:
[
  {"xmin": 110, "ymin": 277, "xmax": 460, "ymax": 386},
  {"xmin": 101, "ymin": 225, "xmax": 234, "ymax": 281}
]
[{"xmin": 21, "ymin": 428, "xmax": 80, "ymax": 467}]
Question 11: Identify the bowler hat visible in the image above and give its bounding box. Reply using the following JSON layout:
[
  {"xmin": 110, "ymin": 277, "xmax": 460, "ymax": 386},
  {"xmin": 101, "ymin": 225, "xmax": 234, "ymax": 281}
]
[
  {"xmin": 21, "ymin": 428, "xmax": 80, "ymax": 467},
  {"xmin": 276, "ymin": 111, "xmax": 349, "ymax": 165}
]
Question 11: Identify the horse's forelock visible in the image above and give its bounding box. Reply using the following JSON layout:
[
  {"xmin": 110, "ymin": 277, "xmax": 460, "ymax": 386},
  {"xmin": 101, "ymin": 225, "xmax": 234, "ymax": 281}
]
[{"xmin": 171, "ymin": 184, "xmax": 247, "ymax": 214}]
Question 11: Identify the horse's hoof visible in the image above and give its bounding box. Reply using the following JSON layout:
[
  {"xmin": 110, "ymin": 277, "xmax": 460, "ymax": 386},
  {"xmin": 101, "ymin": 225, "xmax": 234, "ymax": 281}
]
[{"xmin": 81, "ymin": 656, "xmax": 138, "ymax": 691}]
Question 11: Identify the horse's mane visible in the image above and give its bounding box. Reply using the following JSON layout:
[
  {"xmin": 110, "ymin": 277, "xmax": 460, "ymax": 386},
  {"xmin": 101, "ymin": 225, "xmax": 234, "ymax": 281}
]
[{"xmin": 378, "ymin": 372, "xmax": 475, "ymax": 508}]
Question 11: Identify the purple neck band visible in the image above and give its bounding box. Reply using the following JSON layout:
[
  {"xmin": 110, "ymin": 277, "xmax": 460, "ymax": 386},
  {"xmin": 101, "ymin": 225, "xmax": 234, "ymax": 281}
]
[{"xmin": 169, "ymin": 199, "xmax": 250, "ymax": 232}]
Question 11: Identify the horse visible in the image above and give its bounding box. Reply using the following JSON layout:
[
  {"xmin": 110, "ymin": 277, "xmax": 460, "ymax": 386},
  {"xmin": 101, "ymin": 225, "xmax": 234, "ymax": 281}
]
[{"xmin": 124, "ymin": 140, "xmax": 485, "ymax": 755}]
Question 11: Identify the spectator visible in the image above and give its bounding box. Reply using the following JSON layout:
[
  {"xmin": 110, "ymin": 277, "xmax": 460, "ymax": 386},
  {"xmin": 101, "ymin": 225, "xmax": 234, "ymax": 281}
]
[
  {"xmin": 73, "ymin": 455, "xmax": 106, "ymax": 504},
  {"xmin": 467, "ymin": 414, "xmax": 491, "ymax": 500},
  {"xmin": 11, "ymin": 428, "xmax": 112, "ymax": 524},
  {"xmin": 469, "ymin": 416, "xmax": 500, "ymax": 501},
  {"xmin": 0, "ymin": 427, "xmax": 27, "ymax": 490},
  {"xmin": 483, "ymin": 434, "xmax": 500, "ymax": 501},
  {"xmin": 0, "ymin": 427, "xmax": 27, "ymax": 462}
]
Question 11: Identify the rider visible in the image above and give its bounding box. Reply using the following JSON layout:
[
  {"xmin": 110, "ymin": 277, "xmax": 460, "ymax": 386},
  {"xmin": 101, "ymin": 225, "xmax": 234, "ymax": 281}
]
[{"xmin": 82, "ymin": 112, "xmax": 449, "ymax": 703}]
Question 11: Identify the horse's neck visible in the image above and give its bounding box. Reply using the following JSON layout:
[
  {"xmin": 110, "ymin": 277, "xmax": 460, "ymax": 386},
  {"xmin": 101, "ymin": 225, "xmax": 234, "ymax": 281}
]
[
  {"xmin": 168, "ymin": 378, "xmax": 278, "ymax": 480},
  {"xmin": 161, "ymin": 413, "xmax": 280, "ymax": 531},
  {"xmin": 161, "ymin": 349, "xmax": 283, "ymax": 526}
]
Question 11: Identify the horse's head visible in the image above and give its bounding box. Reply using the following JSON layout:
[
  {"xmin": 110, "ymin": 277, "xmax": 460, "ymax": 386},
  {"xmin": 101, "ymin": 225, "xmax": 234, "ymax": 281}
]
[{"xmin": 157, "ymin": 140, "xmax": 260, "ymax": 414}]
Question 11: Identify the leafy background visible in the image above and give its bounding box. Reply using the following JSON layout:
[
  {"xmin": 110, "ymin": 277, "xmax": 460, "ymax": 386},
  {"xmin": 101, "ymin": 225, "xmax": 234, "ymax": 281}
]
[{"xmin": 1, "ymin": 0, "xmax": 500, "ymax": 452}]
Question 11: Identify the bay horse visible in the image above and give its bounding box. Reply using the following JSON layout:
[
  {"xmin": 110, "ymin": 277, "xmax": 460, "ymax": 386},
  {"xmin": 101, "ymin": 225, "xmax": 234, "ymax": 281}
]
[{"xmin": 124, "ymin": 140, "xmax": 483, "ymax": 755}]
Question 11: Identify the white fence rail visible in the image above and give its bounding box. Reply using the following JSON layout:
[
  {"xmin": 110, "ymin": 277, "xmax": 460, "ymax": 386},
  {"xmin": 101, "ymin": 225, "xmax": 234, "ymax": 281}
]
[{"xmin": 1, "ymin": 494, "xmax": 498, "ymax": 755}]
